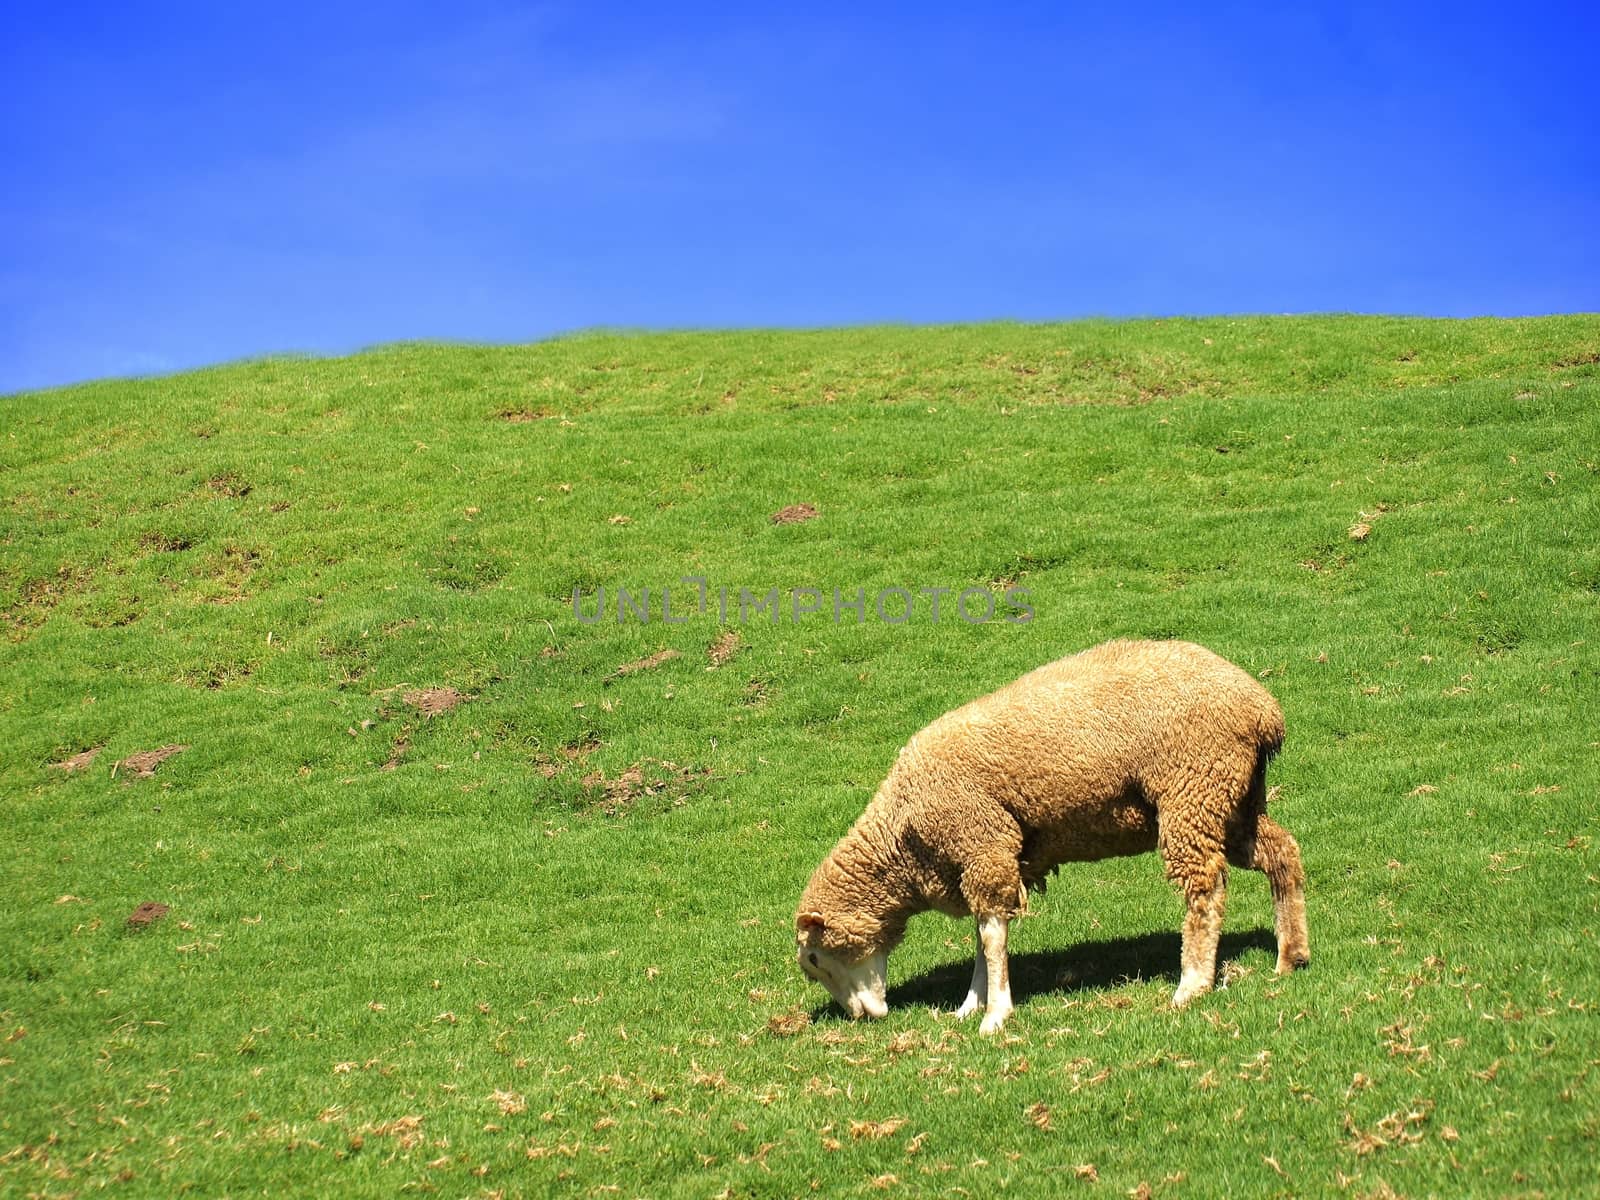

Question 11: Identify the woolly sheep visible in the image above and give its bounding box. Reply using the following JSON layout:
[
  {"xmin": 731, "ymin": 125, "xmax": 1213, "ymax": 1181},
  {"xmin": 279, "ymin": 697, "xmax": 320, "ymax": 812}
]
[{"xmin": 795, "ymin": 639, "xmax": 1310, "ymax": 1034}]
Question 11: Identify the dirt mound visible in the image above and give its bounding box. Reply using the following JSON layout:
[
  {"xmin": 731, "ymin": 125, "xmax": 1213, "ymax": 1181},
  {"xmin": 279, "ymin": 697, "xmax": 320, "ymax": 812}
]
[
  {"xmin": 50, "ymin": 746, "xmax": 104, "ymax": 773},
  {"xmin": 126, "ymin": 901, "xmax": 169, "ymax": 929},
  {"xmin": 117, "ymin": 745, "xmax": 187, "ymax": 779},
  {"xmin": 771, "ymin": 503, "xmax": 819, "ymax": 525}
]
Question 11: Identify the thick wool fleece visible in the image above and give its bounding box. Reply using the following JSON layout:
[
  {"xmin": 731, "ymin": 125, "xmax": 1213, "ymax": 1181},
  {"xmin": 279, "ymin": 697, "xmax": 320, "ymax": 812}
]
[{"xmin": 797, "ymin": 639, "xmax": 1308, "ymax": 973}]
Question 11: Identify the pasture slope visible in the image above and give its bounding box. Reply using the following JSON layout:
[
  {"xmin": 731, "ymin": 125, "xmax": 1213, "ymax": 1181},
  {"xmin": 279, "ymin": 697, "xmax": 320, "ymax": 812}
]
[{"xmin": 3, "ymin": 316, "xmax": 1599, "ymax": 1198}]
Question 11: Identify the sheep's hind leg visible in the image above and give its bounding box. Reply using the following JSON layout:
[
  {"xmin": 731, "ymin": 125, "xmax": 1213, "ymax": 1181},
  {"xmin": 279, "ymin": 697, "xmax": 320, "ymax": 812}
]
[
  {"xmin": 954, "ymin": 917, "xmax": 988, "ymax": 1020},
  {"xmin": 1227, "ymin": 813, "xmax": 1310, "ymax": 975},
  {"xmin": 1172, "ymin": 864, "xmax": 1227, "ymax": 1008},
  {"xmin": 976, "ymin": 914, "xmax": 1013, "ymax": 1035},
  {"xmin": 1159, "ymin": 823, "xmax": 1228, "ymax": 1008}
]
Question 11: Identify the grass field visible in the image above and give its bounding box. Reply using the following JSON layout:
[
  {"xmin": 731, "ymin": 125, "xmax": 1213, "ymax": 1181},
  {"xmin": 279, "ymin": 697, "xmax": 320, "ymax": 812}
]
[{"xmin": 3, "ymin": 315, "xmax": 1599, "ymax": 1199}]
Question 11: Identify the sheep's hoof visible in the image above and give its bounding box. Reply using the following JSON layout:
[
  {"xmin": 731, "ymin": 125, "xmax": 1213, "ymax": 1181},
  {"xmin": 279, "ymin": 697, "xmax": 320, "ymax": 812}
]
[
  {"xmin": 953, "ymin": 995, "xmax": 981, "ymax": 1021},
  {"xmin": 1171, "ymin": 980, "xmax": 1212, "ymax": 1009},
  {"xmin": 1275, "ymin": 952, "xmax": 1311, "ymax": 975},
  {"xmin": 978, "ymin": 1009, "xmax": 1012, "ymax": 1036}
]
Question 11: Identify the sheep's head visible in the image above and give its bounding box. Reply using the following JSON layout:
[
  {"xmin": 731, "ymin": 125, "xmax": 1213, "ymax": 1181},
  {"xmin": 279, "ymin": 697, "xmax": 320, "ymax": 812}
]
[{"xmin": 795, "ymin": 911, "xmax": 888, "ymax": 1019}]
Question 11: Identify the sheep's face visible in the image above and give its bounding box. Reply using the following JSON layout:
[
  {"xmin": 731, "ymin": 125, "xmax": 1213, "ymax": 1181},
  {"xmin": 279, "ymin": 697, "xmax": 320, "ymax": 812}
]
[{"xmin": 795, "ymin": 912, "xmax": 888, "ymax": 1019}]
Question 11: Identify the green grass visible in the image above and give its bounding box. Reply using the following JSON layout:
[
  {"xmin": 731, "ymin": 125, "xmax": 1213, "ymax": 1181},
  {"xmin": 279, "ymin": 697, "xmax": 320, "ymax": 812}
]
[{"xmin": 3, "ymin": 315, "xmax": 1599, "ymax": 1199}]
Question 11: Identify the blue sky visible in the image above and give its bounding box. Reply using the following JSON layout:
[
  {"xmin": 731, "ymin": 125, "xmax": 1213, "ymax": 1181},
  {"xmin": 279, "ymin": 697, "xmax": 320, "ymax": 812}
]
[{"xmin": 3, "ymin": 1, "xmax": 1596, "ymax": 394}]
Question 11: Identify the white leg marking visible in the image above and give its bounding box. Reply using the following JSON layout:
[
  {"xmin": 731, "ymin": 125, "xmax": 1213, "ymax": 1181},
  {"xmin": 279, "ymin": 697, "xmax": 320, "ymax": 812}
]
[
  {"xmin": 955, "ymin": 919, "xmax": 986, "ymax": 1019},
  {"xmin": 1171, "ymin": 876, "xmax": 1225, "ymax": 1009},
  {"xmin": 1172, "ymin": 968, "xmax": 1212, "ymax": 1009},
  {"xmin": 977, "ymin": 914, "xmax": 1013, "ymax": 1036}
]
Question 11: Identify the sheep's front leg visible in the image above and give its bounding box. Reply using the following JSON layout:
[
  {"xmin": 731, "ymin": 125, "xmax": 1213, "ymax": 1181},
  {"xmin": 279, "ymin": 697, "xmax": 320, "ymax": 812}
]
[
  {"xmin": 958, "ymin": 837, "xmax": 1024, "ymax": 1034},
  {"xmin": 954, "ymin": 918, "xmax": 988, "ymax": 1020},
  {"xmin": 977, "ymin": 914, "xmax": 1013, "ymax": 1035}
]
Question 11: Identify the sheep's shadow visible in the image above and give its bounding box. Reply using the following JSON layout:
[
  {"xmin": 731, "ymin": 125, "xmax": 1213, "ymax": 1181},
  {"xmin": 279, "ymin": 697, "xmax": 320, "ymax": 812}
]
[{"xmin": 876, "ymin": 928, "xmax": 1278, "ymax": 1018}]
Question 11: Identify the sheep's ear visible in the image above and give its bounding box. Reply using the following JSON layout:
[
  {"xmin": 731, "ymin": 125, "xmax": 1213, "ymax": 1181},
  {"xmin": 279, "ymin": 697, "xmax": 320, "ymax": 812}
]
[{"xmin": 797, "ymin": 911, "xmax": 826, "ymax": 937}]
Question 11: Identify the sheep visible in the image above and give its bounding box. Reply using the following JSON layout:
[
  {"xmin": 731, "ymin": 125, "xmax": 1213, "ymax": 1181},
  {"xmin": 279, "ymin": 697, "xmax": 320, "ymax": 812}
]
[{"xmin": 795, "ymin": 639, "xmax": 1309, "ymax": 1034}]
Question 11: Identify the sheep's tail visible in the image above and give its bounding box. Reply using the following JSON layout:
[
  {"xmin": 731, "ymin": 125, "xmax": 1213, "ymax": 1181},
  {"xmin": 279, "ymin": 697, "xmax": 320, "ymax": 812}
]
[
  {"xmin": 1255, "ymin": 693, "xmax": 1286, "ymax": 760},
  {"xmin": 1251, "ymin": 695, "xmax": 1286, "ymax": 814}
]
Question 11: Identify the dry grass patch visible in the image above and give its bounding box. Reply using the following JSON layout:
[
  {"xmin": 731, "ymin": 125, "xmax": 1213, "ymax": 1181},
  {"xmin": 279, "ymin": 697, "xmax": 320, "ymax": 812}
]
[
  {"xmin": 849, "ymin": 1117, "xmax": 908, "ymax": 1140},
  {"xmin": 767, "ymin": 1010, "xmax": 812, "ymax": 1038}
]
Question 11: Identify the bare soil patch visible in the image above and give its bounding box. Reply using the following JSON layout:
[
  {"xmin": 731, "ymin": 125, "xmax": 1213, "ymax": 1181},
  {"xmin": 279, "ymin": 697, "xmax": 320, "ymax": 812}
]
[
  {"xmin": 4, "ymin": 564, "xmax": 93, "ymax": 641},
  {"xmin": 140, "ymin": 531, "xmax": 193, "ymax": 553},
  {"xmin": 206, "ymin": 472, "xmax": 252, "ymax": 498},
  {"xmin": 559, "ymin": 732, "xmax": 601, "ymax": 760},
  {"xmin": 771, "ymin": 503, "xmax": 819, "ymax": 525},
  {"xmin": 403, "ymin": 687, "xmax": 469, "ymax": 718},
  {"xmin": 381, "ymin": 731, "xmax": 410, "ymax": 771},
  {"xmin": 582, "ymin": 764, "xmax": 644, "ymax": 811},
  {"xmin": 579, "ymin": 758, "xmax": 714, "ymax": 816},
  {"xmin": 116, "ymin": 745, "xmax": 187, "ymax": 779},
  {"xmin": 178, "ymin": 659, "xmax": 255, "ymax": 689},
  {"xmin": 1553, "ymin": 351, "xmax": 1600, "ymax": 369},
  {"xmin": 498, "ymin": 408, "xmax": 552, "ymax": 423},
  {"xmin": 535, "ymin": 732, "xmax": 601, "ymax": 778},
  {"xmin": 707, "ymin": 630, "xmax": 742, "ymax": 668},
  {"xmin": 195, "ymin": 543, "xmax": 261, "ymax": 604},
  {"xmin": 50, "ymin": 746, "xmax": 104, "ymax": 773},
  {"xmin": 126, "ymin": 901, "xmax": 170, "ymax": 929},
  {"xmin": 610, "ymin": 649, "xmax": 681, "ymax": 680}
]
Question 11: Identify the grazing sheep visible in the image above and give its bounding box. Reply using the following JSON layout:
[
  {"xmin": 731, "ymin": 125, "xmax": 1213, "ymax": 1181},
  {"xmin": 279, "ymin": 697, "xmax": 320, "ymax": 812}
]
[{"xmin": 795, "ymin": 639, "xmax": 1309, "ymax": 1034}]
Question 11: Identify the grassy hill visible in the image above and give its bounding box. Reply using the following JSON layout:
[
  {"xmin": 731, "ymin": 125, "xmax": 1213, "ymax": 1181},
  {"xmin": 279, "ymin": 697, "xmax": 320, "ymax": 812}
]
[{"xmin": 3, "ymin": 316, "xmax": 1599, "ymax": 1198}]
